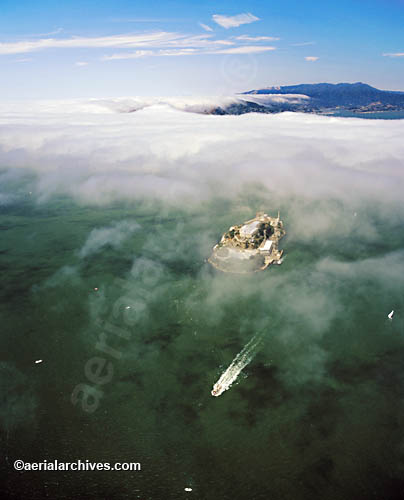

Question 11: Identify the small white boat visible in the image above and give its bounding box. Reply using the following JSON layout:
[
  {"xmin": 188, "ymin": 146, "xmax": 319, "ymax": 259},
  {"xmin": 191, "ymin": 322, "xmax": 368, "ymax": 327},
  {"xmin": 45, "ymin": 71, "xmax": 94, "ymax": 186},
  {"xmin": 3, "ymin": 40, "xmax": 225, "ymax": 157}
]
[
  {"xmin": 388, "ymin": 310, "xmax": 394, "ymax": 320},
  {"xmin": 211, "ymin": 383, "xmax": 223, "ymax": 397},
  {"xmin": 35, "ymin": 359, "xmax": 43, "ymax": 364}
]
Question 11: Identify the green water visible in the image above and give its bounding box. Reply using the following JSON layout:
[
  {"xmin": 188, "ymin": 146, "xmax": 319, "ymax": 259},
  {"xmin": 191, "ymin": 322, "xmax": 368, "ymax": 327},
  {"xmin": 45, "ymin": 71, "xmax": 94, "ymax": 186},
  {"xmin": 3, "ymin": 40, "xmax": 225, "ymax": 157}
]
[{"xmin": 2, "ymin": 191, "xmax": 404, "ymax": 500}]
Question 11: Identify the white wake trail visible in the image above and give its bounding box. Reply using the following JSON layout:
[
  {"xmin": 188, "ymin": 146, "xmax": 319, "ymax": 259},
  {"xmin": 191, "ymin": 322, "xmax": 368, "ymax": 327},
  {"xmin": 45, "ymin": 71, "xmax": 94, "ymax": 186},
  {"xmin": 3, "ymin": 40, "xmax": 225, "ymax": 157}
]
[{"xmin": 211, "ymin": 331, "xmax": 264, "ymax": 397}]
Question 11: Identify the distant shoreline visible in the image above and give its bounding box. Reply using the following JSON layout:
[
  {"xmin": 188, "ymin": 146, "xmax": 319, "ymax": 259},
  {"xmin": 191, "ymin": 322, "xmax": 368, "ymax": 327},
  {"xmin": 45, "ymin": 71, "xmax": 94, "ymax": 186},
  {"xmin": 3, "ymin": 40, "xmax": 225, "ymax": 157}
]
[{"xmin": 322, "ymin": 110, "xmax": 404, "ymax": 120}]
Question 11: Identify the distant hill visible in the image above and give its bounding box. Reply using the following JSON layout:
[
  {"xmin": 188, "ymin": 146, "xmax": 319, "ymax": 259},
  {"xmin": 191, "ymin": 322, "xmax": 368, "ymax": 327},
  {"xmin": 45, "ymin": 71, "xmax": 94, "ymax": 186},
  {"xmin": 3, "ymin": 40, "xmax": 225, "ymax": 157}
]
[
  {"xmin": 240, "ymin": 82, "xmax": 404, "ymax": 112},
  {"xmin": 60, "ymin": 85, "xmax": 404, "ymax": 117}
]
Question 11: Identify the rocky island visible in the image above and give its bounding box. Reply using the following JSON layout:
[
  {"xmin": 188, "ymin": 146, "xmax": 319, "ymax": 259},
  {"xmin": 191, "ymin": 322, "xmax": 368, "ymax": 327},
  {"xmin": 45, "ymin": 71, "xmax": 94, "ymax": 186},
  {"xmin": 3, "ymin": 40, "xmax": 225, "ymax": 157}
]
[{"xmin": 208, "ymin": 212, "xmax": 285, "ymax": 273}]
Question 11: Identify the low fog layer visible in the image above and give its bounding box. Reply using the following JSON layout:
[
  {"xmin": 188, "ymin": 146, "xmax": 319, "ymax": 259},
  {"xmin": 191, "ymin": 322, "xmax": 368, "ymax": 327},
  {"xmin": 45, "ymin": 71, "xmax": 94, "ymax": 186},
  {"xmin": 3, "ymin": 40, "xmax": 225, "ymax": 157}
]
[
  {"xmin": 0, "ymin": 102, "xmax": 403, "ymax": 210},
  {"xmin": 0, "ymin": 94, "xmax": 310, "ymax": 115}
]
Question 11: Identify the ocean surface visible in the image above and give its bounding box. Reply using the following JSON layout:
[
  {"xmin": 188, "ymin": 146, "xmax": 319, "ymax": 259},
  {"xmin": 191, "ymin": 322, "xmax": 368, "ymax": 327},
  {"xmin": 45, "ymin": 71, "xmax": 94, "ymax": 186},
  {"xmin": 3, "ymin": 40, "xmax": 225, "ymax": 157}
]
[
  {"xmin": 2, "ymin": 192, "xmax": 404, "ymax": 500},
  {"xmin": 325, "ymin": 110, "xmax": 404, "ymax": 119}
]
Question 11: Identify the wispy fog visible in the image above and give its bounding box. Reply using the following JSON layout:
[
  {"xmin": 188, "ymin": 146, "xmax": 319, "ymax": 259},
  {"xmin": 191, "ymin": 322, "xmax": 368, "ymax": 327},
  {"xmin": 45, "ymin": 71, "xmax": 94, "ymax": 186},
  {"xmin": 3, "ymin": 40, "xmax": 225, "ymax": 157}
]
[{"xmin": 78, "ymin": 220, "xmax": 140, "ymax": 258}]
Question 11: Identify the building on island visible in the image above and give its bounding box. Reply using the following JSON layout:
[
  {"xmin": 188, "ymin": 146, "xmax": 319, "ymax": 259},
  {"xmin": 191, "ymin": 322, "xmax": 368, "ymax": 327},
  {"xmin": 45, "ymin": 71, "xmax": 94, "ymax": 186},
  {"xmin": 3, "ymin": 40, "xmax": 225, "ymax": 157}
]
[
  {"xmin": 208, "ymin": 212, "xmax": 285, "ymax": 273},
  {"xmin": 239, "ymin": 220, "xmax": 261, "ymax": 239}
]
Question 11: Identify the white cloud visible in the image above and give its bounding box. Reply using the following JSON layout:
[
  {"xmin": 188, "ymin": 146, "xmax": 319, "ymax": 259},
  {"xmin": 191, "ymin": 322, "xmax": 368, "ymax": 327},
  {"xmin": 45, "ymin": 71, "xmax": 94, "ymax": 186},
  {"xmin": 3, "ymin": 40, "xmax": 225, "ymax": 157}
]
[
  {"xmin": 103, "ymin": 43, "xmax": 276, "ymax": 60},
  {"xmin": 103, "ymin": 50, "xmax": 154, "ymax": 60},
  {"xmin": 1, "ymin": 30, "xmax": 269, "ymax": 62},
  {"xmin": 199, "ymin": 23, "xmax": 213, "ymax": 32},
  {"xmin": 0, "ymin": 32, "xmax": 215, "ymax": 55},
  {"xmin": 212, "ymin": 13, "xmax": 260, "ymax": 29},
  {"xmin": 305, "ymin": 56, "xmax": 319, "ymax": 61},
  {"xmin": 20, "ymin": 27, "xmax": 64, "ymax": 38},
  {"xmin": 383, "ymin": 52, "xmax": 404, "ymax": 57},
  {"xmin": 213, "ymin": 45, "xmax": 276, "ymax": 54},
  {"xmin": 159, "ymin": 48, "xmax": 199, "ymax": 56},
  {"xmin": 235, "ymin": 35, "xmax": 279, "ymax": 41},
  {"xmin": 291, "ymin": 41, "xmax": 315, "ymax": 47},
  {"xmin": 35, "ymin": 28, "xmax": 64, "ymax": 37},
  {"xmin": 103, "ymin": 48, "xmax": 200, "ymax": 60}
]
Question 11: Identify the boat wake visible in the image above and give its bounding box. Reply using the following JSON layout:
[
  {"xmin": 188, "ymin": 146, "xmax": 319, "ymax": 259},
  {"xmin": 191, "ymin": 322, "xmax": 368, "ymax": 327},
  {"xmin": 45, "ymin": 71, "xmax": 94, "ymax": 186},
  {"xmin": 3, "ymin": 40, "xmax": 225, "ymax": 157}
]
[{"xmin": 211, "ymin": 331, "xmax": 264, "ymax": 397}]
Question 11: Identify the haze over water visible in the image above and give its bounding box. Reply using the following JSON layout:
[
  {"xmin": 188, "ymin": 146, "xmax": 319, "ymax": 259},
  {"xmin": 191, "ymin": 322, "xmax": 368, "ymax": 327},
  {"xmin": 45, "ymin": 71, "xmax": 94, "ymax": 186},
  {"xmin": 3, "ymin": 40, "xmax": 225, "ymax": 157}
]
[{"xmin": 1, "ymin": 104, "xmax": 404, "ymax": 499}]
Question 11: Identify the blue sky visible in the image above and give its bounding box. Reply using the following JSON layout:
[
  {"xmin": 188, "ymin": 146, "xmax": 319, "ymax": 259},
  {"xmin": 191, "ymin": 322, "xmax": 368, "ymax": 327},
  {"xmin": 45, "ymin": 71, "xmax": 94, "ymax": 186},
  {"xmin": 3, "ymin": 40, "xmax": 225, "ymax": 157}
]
[{"xmin": 1, "ymin": 0, "xmax": 403, "ymax": 99}]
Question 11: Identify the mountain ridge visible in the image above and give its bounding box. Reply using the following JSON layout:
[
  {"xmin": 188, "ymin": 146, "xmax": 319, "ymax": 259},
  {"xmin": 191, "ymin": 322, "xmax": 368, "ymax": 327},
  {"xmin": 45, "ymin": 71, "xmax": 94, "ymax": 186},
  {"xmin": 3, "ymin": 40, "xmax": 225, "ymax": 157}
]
[{"xmin": 234, "ymin": 82, "xmax": 404, "ymax": 113}]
